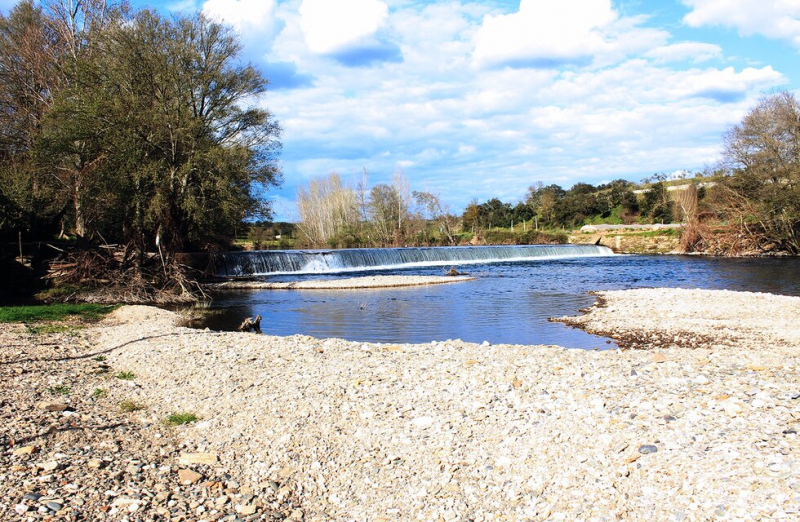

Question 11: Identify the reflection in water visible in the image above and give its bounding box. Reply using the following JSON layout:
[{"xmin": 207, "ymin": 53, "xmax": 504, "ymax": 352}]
[{"xmin": 197, "ymin": 255, "xmax": 800, "ymax": 349}]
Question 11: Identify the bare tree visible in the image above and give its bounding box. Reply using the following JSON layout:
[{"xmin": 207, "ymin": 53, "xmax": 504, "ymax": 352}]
[
  {"xmin": 719, "ymin": 91, "xmax": 800, "ymax": 252},
  {"xmin": 413, "ymin": 190, "xmax": 457, "ymax": 245},
  {"xmin": 296, "ymin": 173, "xmax": 358, "ymax": 247}
]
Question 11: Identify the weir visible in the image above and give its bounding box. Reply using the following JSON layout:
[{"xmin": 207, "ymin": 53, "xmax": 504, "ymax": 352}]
[{"xmin": 213, "ymin": 244, "xmax": 614, "ymax": 277}]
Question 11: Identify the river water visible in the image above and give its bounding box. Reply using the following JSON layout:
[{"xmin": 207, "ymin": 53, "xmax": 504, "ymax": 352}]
[{"xmin": 197, "ymin": 251, "xmax": 799, "ymax": 349}]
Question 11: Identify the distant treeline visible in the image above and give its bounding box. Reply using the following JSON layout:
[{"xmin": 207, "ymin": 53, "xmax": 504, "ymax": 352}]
[{"xmin": 295, "ymin": 92, "xmax": 798, "ymax": 255}]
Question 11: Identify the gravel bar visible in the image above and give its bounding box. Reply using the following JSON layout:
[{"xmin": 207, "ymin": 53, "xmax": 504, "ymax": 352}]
[
  {"xmin": 211, "ymin": 275, "xmax": 475, "ymax": 290},
  {"xmin": 3, "ymin": 288, "xmax": 799, "ymax": 521}
]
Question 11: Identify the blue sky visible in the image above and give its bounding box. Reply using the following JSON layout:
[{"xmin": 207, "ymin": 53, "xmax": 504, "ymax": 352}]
[{"xmin": 6, "ymin": 1, "xmax": 799, "ymax": 221}]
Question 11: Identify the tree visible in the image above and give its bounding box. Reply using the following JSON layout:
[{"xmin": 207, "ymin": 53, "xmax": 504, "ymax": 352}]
[
  {"xmin": 369, "ymin": 183, "xmax": 401, "ymax": 245},
  {"xmin": 296, "ymin": 173, "xmax": 358, "ymax": 247},
  {"xmin": 640, "ymin": 181, "xmax": 673, "ymax": 223},
  {"xmin": 36, "ymin": 9, "xmax": 282, "ymax": 256},
  {"xmin": 719, "ymin": 91, "xmax": 800, "ymax": 252},
  {"xmin": 413, "ymin": 190, "xmax": 457, "ymax": 245},
  {"xmin": 0, "ymin": 1, "xmax": 65, "ymax": 238}
]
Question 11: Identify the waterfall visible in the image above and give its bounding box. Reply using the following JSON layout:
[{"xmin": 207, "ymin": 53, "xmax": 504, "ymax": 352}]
[{"xmin": 214, "ymin": 244, "xmax": 614, "ymax": 277}]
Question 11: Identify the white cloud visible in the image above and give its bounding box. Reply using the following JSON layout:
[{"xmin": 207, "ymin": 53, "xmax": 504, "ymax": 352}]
[
  {"xmin": 682, "ymin": 0, "xmax": 800, "ymax": 47},
  {"xmin": 645, "ymin": 42, "xmax": 722, "ymax": 63},
  {"xmin": 472, "ymin": 0, "xmax": 667, "ymax": 69},
  {"xmin": 299, "ymin": 0, "xmax": 389, "ymax": 54},
  {"xmin": 203, "ymin": 0, "xmax": 279, "ymax": 34},
  {"xmin": 245, "ymin": 1, "xmax": 795, "ymax": 220}
]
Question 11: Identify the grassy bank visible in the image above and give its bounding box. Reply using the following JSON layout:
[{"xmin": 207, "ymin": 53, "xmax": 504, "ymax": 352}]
[{"xmin": 0, "ymin": 303, "xmax": 117, "ymax": 324}]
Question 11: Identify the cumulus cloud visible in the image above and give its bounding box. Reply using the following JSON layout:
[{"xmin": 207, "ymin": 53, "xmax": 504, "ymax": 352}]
[
  {"xmin": 203, "ymin": 0, "xmax": 279, "ymax": 36},
  {"xmin": 298, "ymin": 0, "xmax": 400, "ymax": 65},
  {"xmin": 645, "ymin": 42, "xmax": 722, "ymax": 63},
  {"xmin": 250, "ymin": 1, "xmax": 793, "ymax": 220},
  {"xmin": 682, "ymin": 0, "xmax": 800, "ymax": 47},
  {"xmin": 472, "ymin": 0, "xmax": 667, "ymax": 69}
]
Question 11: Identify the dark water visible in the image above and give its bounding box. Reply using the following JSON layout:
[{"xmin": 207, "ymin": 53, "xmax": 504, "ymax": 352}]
[{"xmin": 196, "ymin": 255, "xmax": 800, "ymax": 349}]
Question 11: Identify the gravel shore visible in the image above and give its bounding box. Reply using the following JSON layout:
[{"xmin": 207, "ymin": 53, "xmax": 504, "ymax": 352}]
[
  {"xmin": 3, "ymin": 288, "xmax": 799, "ymax": 521},
  {"xmin": 211, "ymin": 275, "xmax": 475, "ymax": 290}
]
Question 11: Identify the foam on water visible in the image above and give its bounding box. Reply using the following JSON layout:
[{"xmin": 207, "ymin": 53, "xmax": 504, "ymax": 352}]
[{"xmin": 215, "ymin": 244, "xmax": 614, "ymax": 277}]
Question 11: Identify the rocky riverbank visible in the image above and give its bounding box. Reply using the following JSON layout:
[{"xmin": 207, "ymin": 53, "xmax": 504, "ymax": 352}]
[{"xmin": 2, "ymin": 288, "xmax": 799, "ymax": 521}]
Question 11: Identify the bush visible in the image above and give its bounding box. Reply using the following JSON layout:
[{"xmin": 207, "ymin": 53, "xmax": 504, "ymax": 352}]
[
  {"xmin": 165, "ymin": 412, "xmax": 199, "ymax": 425},
  {"xmin": 483, "ymin": 230, "xmax": 517, "ymax": 244},
  {"xmin": 518, "ymin": 230, "xmax": 568, "ymax": 244}
]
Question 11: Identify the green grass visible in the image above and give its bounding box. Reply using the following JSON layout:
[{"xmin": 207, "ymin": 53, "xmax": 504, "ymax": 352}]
[
  {"xmin": 49, "ymin": 385, "xmax": 71, "ymax": 395},
  {"xmin": 119, "ymin": 400, "xmax": 146, "ymax": 412},
  {"xmin": 165, "ymin": 412, "xmax": 199, "ymax": 426},
  {"xmin": 0, "ymin": 304, "xmax": 117, "ymax": 324},
  {"xmin": 115, "ymin": 371, "xmax": 135, "ymax": 380},
  {"xmin": 93, "ymin": 355, "xmax": 107, "ymax": 362},
  {"xmin": 26, "ymin": 324, "xmax": 78, "ymax": 335},
  {"xmin": 92, "ymin": 388, "xmax": 107, "ymax": 398}
]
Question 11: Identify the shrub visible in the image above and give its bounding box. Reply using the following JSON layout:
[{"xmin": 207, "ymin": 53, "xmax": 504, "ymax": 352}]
[
  {"xmin": 165, "ymin": 412, "xmax": 199, "ymax": 425},
  {"xmin": 119, "ymin": 400, "xmax": 146, "ymax": 412}
]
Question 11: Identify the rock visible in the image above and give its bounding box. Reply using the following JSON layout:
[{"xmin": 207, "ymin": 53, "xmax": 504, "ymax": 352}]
[
  {"xmin": 236, "ymin": 503, "xmax": 257, "ymax": 515},
  {"xmin": 289, "ymin": 508, "xmax": 304, "ymax": 520},
  {"xmin": 14, "ymin": 503, "xmax": 28, "ymax": 515},
  {"xmin": 87, "ymin": 458, "xmax": 105, "ymax": 469},
  {"xmin": 638, "ymin": 445, "xmax": 658, "ymax": 454},
  {"xmin": 12, "ymin": 445, "xmax": 39, "ymax": 456},
  {"xmin": 41, "ymin": 461, "xmax": 61, "ymax": 472},
  {"xmin": 23, "ymin": 493, "xmax": 43, "ymax": 502},
  {"xmin": 112, "ymin": 497, "xmax": 139, "ymax": 508},
  {"xmin": 35, "ymin": 401, "xmax": 71, "ymax": 412},
  {"xmin": 652, "ymin": 352, "xmax": 667, "ymax": 363},
  {"xmin": 178, "ymin": 469, "xmax": 203, "ymax": 485},
  {"xmin": 178, "ymin": 452, "xmax": 218, "ymax": 465},
  {"xmin": 45, "ymin": 501, "xmax": 63, "ymax": 511}
]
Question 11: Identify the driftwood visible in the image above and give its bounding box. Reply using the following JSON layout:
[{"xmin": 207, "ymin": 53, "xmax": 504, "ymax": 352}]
[
  {"xmin": 238, "ymin": 315, "xmax": 262, "ymax": 333},
  {"xmin": 445, "ymin": 266, "xmax": 468, "ymax": 276}
]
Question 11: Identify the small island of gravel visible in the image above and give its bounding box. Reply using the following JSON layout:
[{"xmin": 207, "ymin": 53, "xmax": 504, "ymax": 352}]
[
  {"xmin": 212, "ymin": 274, "xmax": 475, "ymax": 290},
  {"xmin": 2, "ymin": 288, "xmax": 798, "ymax": 521}
]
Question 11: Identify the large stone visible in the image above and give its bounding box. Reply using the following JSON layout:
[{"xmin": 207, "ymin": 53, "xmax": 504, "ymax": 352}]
[
  {"xmin": 12, "ymin": 445, "xmax": 39, "ymax": 456},
  {"xmin": 178, "ymin": 452, "xmax": 218, "ymax": 465},
  {"xmin": 35, "ymin": 401, "xmax": 71, "ymax": 412},
  {"xmin": 178, "ymin": 469, "xmax": 202, "ymax": 485}
]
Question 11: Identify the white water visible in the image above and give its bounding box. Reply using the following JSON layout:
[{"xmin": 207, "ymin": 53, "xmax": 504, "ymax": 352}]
[{"xmin": 215, "ymin": 244, "xmax": 614, "ymax": 277}]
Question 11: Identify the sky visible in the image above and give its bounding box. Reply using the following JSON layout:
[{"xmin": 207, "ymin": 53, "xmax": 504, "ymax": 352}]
[{"xmin": 5, "ymin": 0, "xmax": 799, "ymax": 221}]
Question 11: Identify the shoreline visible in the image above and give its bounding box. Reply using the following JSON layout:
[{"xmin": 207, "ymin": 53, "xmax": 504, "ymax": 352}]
[
  {"xmin": 210, "ymin": 275, "xmax": 476, "ymax": 290},
  {"xmin": 3, "ymin": 288, "xmax": 798, "ymax": 520}
]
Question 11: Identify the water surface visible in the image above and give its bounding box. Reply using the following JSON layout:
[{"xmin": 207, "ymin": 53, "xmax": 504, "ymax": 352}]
[{"xmin": 197, "ymin": 254, "xmax": 799, "ymax": 349}]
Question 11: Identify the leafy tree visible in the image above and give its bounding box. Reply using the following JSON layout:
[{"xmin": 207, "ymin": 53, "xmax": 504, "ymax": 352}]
[
  {"xmin": 553, "ymin": 183, "xmax": 602, "ymax": 227},
  {"xmin": 0, "ymin": 1, "xmax": 65, "ymax": 238},
  {"xmin": 478, "ymin": 198, "xmax": 512, "ymax": 228},
  {"xmin": 511, "ymin": 202, "xmax": 534, "ymax": 224},
  {"xmin": 640, "ymin": 181, "xmax": 673, "ymax": 223},
  {"xmin": 37, "ymin": 9, "xmax": 282, "ymax": 257}
]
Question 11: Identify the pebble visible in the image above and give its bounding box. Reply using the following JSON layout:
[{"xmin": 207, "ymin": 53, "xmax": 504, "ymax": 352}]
[
  {"xmin": 3, "ymin": 290, "xmax": 797, "ymax": 522},
  {"xmin": 45, "ymin": 501, "xmax": 63, "ymax": 511}
]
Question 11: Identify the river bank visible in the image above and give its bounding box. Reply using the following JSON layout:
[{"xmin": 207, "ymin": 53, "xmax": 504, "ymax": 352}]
[{"xmin": 2, "ymin": 288, "xmax": 798, "ymax": 520}]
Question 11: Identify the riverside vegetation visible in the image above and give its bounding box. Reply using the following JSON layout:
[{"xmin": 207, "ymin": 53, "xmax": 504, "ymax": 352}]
[{"xmin": 291, "ymin": 92, "xmax": 799, "ymax": 256}]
